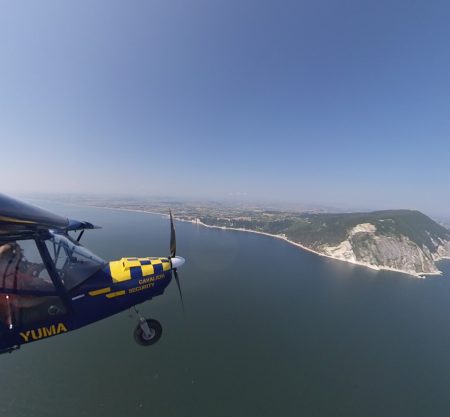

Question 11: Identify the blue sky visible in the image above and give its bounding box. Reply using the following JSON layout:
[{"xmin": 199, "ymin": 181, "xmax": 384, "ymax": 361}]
[{"xmin": 0, "ymin": 1, "xmax": 449, "ymax": 216}]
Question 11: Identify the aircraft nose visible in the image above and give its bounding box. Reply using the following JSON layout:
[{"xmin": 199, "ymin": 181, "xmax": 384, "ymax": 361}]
[{"xmin": 171, "ymin": 256, "xmax": 185, "ymax": 269}]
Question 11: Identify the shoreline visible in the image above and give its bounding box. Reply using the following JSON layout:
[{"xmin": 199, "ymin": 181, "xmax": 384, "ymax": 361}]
[
  {"xmin": 65, "ymin": 202, "xmax": 446, "ymax": 279},
  {"xmin": 189, "ymin": 219, "xmax": 441, "ymax": 279}
]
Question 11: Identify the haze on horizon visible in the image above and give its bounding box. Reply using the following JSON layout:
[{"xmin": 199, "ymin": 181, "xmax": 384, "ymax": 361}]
[{"xmin": 1, "ymin": 1, "xmax": 449, "ymax": 218}]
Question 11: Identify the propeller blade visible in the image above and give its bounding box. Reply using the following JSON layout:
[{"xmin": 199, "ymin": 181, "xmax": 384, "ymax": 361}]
[
  {"xmin": 173, "ymin": 269, "xmax": 185, "ymax": 313},
  {"xmin": 169, "ymin": 211, "xmax": 184, "ymax": 312},
  {"xmin": 169, "ymin": 210, "xmax": 176, "ymax": 258}
]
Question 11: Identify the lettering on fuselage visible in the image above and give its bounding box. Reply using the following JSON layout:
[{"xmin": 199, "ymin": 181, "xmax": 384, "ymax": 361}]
[
  {"xmin": 129, "ymin": 282, "xmax": 155, "ymax": 294},
  {"xmin": 138, "ymin": 274, "xmax": 165, "ymax": 285},
  {"xmin": 19, "ymin": 323, "xmax": 68, "ymax": 343},
  {"xmin": 129, "ymin": 273, "xmax": 166, "ymax": 294}
]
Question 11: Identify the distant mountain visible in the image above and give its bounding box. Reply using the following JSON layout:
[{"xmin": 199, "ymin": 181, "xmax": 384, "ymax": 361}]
[
  {"xmin": 198, "ymin": 209, "xmax": 450, "ymax": 276},
  {"xmin": 285, "ymin": 210, "xmax": 450, "ymax": 275}
]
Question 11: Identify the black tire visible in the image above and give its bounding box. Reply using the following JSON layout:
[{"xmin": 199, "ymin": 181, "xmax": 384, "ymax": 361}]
[{"xmin": 134, "ymin": 319, "xmax": 162, "ymax": 346}]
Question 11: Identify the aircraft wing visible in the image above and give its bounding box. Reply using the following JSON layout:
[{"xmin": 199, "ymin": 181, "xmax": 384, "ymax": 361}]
[
  {"xmin": 66, "ymin": 219, "xmax": 100, "ymax": 231},
  {"xmin": 0, "ymin": 193, "xmax": 101, "ymax": 237},
  {"xmin": 0, "ymin": 193, "xmax": 69, "ymax": 233}
]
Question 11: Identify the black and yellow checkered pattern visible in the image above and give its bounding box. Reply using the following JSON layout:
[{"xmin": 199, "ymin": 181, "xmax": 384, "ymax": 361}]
[{"xmin": 108, "ymin": 257, "xmax": 171, "ymax": 283}]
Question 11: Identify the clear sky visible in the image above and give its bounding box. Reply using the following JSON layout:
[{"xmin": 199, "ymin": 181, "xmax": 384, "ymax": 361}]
[{"xmin": 0, "ymin": 1, "xmax": 449, "ymax": 216}]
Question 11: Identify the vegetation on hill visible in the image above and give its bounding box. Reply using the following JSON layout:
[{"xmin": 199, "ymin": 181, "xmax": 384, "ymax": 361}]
[{"xmin": 199, "ymin": 210, "xmax": 450, "ymax": 253}]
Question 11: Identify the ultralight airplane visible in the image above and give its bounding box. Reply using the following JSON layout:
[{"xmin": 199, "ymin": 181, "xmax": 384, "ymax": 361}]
[{"xmin": 0, "ymin": 193, "xmax": 185, "ymax": 354}]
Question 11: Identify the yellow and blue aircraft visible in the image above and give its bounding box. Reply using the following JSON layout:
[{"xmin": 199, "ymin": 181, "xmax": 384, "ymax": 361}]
[{"xmin": 0, "ymin": 193, "xmax": 185, "ymax": 353}]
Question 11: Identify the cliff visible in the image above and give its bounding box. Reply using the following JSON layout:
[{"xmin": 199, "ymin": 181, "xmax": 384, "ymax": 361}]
[{"xmin": 284, "ymin": 210, "xmax": 450, "ymax": 276}]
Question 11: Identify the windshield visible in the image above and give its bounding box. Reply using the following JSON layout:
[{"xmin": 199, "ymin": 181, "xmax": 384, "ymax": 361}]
[{"xmin": 45, "ymin": 232, "xmax": 106, "ymax": 290}]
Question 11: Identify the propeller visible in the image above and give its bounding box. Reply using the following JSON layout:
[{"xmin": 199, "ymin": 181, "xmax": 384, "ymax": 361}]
[
  {"xmin": 170, "ymin": 210, "xmax": 176, "ymax": 258},
  {"xmin": 169, "ymin": 210, "xmax": 185, "ymax": 312},
  {"xmin": 173, "ymin": 269, "xmax": 184, "ymax": 313}
]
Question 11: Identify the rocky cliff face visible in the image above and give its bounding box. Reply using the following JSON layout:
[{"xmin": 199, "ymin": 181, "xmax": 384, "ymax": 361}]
[{"xmin": 319, "ymin": 223, "xmax": 450, "ymax": 276}]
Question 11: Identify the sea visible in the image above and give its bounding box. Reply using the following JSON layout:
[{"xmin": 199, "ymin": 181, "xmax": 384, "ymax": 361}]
[{"xmin": 1, "ymin": 202, "xmax": 450, "ymax": 417}]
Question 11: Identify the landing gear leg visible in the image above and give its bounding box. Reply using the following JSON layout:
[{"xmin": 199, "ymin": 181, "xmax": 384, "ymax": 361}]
[{"xmin": 133, "ymin": 306, "xmax": 162, "ymax": 346}]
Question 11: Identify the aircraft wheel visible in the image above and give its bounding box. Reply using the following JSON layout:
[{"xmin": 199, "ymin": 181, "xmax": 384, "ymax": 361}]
[{"xmin": 134, "ymin": 319, "xmax": 162, "ymax": 346}]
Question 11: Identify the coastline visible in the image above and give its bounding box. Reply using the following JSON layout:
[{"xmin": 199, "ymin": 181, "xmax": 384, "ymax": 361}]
[
  {"xmin": 68, "ymin": 202, "xmax": 443, "ymax": 279},
  {"xmin": 189, "ymin": 219, "xmax": 439, "ymax": 279}
]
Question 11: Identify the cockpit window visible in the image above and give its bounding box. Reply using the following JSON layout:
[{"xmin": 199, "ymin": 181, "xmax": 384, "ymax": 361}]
[
  {"xmin": 44, "ymin": 233, "xmax": 106, "ymax": 290},
  {"xmin": 0, "ymin": 240, "xmax": 54, "ymax": 292},
  {"xmin": 0, "ymin": 240, "xmax": 62, "ymax": 328}
]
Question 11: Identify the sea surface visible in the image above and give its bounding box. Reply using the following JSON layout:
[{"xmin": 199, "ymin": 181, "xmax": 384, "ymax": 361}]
[{"xmin": 1, "ymin": 202, "xmax": 450, "ymax": 417}]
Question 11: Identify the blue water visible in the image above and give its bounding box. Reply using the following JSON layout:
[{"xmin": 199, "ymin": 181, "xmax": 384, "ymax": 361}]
[{"xmin": 1, "ymin": 202, "xmax": 450, "ymax": 417}]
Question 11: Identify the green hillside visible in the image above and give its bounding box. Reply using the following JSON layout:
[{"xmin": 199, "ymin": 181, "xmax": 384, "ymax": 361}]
[{"xmin": 199, "ymin": 210, "xmax": 450, "ymax": 252}]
